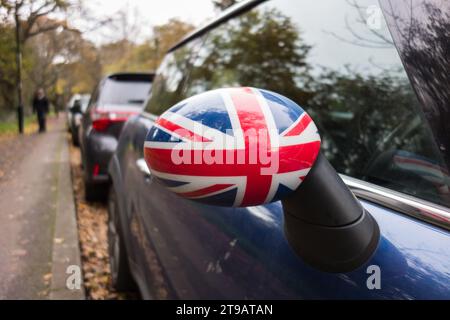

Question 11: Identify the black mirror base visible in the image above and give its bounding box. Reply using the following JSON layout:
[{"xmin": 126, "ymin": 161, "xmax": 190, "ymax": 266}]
[
  {"xmin": 282, "ymin": 152, "xmax": 380, "ymax": 273},
  {"xmin": 284, "ymin": 209, "xmax": 380, "ymax": 273}
]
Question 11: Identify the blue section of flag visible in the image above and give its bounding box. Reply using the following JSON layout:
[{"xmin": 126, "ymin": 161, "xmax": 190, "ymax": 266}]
[
  {"xmin": 194, "ymin": 188, "xmax": 237, "ymax": 207},
  {"xmin": 148, "ymin": 127, "xmax": 182, "ymax": 142},
  {"xmin": 271, "ymin": 183, "xmax": 295, "ymax": 202},
  {"xmin": 259, "ymin": 89, "xmax": 304, "ymax": 134},
  {"xmin": 157, "ymin": 177, "xmax": 189, "ymax": 188},
  {"xmin": 169, "ymin": 90, "xmax": 233, "ymax": 135}
]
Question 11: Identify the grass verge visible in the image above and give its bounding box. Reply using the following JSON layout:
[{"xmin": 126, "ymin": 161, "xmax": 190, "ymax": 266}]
[{"xmin": 0, "ymin": 116, "xmax": 39, "ymax": 137}]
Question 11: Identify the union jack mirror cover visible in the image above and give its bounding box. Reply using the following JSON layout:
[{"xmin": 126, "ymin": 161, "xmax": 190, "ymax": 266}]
[{"xmin": 144, "ymin": 87, "xmax": 321, "ymax": 207}]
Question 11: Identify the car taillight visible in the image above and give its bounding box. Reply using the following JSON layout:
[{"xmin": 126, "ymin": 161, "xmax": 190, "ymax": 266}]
[
  {"xmin": 91, "ymin": 111, "xmax": 129, "ymax": 132},
  {"xmin": 92, "ymin": 118, "xmax": 110, "ymax": 131},
  {"xmin": 93, "ymin": 163, "xmax": 100, "ymax": 176}
]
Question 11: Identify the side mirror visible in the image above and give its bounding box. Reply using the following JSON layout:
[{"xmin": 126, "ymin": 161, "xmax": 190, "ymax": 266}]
[{"xmin": 144, "ymin": 87, "xmax": 379, "ymax": 273}]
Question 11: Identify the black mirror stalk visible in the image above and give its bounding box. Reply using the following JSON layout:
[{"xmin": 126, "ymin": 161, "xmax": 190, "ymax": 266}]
[{"xmin": 282, "ymin": 152, "xmax": 380, "ymax": 273}]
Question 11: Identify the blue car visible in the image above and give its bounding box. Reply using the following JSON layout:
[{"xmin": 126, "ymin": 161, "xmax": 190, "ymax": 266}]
[{"xmin": 108, "ymin": 0, "xmax": 450, "ymax": 299}]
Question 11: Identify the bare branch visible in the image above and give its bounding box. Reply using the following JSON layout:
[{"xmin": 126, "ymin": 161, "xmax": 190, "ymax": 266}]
[
  {"xmin": 27, "ymin": 22, "xmax": 61, "ymax": 38},
  {"xmin": 323, "ymin": 29, "xmax": 392, "ymax": 49}
]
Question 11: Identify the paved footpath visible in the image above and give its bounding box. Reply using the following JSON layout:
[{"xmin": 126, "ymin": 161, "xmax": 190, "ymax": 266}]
[{"xmin": 0, "ymin": 116, "xmax": 84, "ymax": 299}]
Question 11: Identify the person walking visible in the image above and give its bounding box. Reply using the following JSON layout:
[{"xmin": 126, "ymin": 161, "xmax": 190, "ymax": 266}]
[{"xmin": 32, "ymin": 88, "xmax": 49, "ymax": 133}]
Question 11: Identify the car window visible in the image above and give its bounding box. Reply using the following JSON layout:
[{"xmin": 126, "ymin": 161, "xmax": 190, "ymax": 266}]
[
  {"xmin": 80, "ymin": 96, "xmax": 90, "ymax": 112},
  {"xmin": 99, "ymin": 79, "xmax": 151, "ymax": 107},
  {"xmin": 184, "ymin": 0, "xmax": 450, "ymax": 207},
  {"xmin": 144, "ymin": 38, "xmax": 204, "ymax": 116}
]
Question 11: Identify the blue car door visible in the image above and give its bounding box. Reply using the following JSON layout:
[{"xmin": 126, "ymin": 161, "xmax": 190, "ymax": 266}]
[{"xmin": 131, "ymin": 0, "xmax": 450, "ymax": 299}]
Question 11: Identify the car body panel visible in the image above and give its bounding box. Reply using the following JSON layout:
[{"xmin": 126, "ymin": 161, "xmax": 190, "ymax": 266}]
[{"xmin": 84, "ymin": 130, "xmax": 118, "ymax": 181}]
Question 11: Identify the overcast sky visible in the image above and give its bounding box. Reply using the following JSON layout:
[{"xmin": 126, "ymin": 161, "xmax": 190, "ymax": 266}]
[{"xmin": 72, "ymin": 0, "xmax": 217, "ymax": 44}]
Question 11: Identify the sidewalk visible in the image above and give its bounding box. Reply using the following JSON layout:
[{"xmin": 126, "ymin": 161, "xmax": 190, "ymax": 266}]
[{"xmin": 0, "ymin": 116, "xmax": 84, "ymax": 299}]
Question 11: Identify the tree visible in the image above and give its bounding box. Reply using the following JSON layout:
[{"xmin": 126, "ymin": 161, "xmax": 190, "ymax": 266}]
[
  {"xmin": 397, "ymin": 3, "xmax": 450, "ymax": 168},
  {"xmin": 308, "ymin": 70, "xmax": 419, "ymax": 172},
  {"xmin": 26, "ymin": 23, "xmax": 101, "ymax": 109},
  {"xmin": 0, "ymin": 22, "xmax": 18, "ymax": 117},
  {"xmin": 188, "ymin": 7, "xmax": 312, "ymax": 104},
  {"xmin": 1, "ymin": 0, "xmax": 70, "ymax": 40},
  {"xmin": 0, "ymin": 0, "xmax": 70, "ymax": 132},
  {"xmin": 212, "ymin": 0, "xmax": 240, "ymax": 11},
  {"xmin": 151, "ymin": 18, "xmax": 195, "ymax": 67},
  {"xmin": 99, "ymin": 18, "xmax": 194, "ymax": 74}
]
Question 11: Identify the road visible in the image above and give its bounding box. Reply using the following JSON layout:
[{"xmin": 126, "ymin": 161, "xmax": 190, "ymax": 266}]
[{"xmin": 0, "ymin": 116, "xmax": 83, "ymax": 299}]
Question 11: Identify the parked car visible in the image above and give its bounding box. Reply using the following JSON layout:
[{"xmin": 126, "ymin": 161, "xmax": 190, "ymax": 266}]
[
  {"xmin": 108, "ymin": 0, "xmax": 450, "ymax": 299},
  {"xmin": 66, "ymin": 94, "xmax": 89, "ymax": 132},
  {"xmin": 79, "ymin": 72, "xmax": 154, "ymax": 201},
  {"xmin": 68, "ymin": 94, "xmax": 90, "ymax": 146}
]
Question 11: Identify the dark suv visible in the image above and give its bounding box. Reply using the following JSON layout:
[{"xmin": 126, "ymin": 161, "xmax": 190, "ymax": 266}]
[{"xmin": 80, "ymin": 72, "xmax": 153, "ymax": 200}]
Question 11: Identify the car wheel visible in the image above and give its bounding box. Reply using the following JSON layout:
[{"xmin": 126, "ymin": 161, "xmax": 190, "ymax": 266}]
[
  {"xmin": 108, "ymin": 187, "xmax": 137, "ymax": 292},
  {"xmin": 84, "ymin": 180, "xmax": 106, "ymax": 202},
  {"xmin": 71, "ymin": 131, "xmax": 79, "ymax": 146}
]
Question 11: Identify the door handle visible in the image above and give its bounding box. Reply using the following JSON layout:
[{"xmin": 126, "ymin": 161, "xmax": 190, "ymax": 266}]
[{"xmin": 136, "ymin": 158, "xmax": 152, "ymax": 178}]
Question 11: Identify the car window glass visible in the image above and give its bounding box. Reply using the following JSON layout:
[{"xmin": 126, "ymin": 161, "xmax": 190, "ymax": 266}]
[
  {"xmin": 80, "ymin": 96, "xmax": 90, "ymax": 112},
  {"xmin": 185, "ymin": 0, "xmax": 450, "ymax": 207},
  {"xmin": 99, "ymin": 80, "xmax": 151, "ymax": 106},
  {"xmin": 144, "ymin": 38, "xmax": 204, "ymax": 116}
]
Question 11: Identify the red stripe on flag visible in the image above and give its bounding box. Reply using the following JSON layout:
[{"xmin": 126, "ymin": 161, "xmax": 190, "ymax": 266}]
[
  {"xmin": 144, "ymin": 142, "xmax": 320, "ymax": 177},
  {"xmin": 158, "ymin": 118, "xmax": 211, "ymax": 142},
  {"xmin": 277, "ymin": 141, "xmax": 321, "ymax": 173},
  {"xmin": 229, "ymin": 88, "xmax": 272, "ymax": 205},
  {"xmin": 282, "ymin": 113, "xmax": 312, "ymax": 137},
  {"xmin": 229, "ymin": 87, "xmax": 269, "ymax": 134}
]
